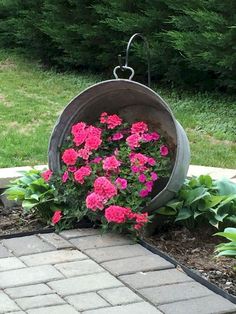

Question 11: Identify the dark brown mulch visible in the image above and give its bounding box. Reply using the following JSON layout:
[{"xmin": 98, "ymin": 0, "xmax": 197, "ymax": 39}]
[
  {"xmin": 0, "ymin": 204, "xmax": 48, "ymax": 237},
  {"xmin": 144, "ymin": 223, "xmax": 236, "ymax": 296}
]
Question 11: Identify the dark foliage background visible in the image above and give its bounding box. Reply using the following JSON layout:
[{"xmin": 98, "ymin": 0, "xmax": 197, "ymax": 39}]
[{"xmin": 0, "ymin": 0, "xmax": 235, "ymax": 91}]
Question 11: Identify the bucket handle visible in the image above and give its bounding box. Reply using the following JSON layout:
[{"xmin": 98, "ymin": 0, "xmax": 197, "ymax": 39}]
[{"xmin": 113, "ymin": 33, "xmax": 151, "ymax": 87}]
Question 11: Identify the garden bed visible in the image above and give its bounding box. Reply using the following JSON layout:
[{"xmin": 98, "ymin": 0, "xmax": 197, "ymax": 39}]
[{"xmin": 143, "ymin": 223, "xmax": 236, "ymax": 297}]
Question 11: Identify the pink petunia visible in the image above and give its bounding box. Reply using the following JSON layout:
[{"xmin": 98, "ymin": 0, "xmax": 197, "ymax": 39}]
[
  {"xmin": 107, "ymin": 114, "xmax": 122, "ymax": 129},
  {"xmin": 77, "ymin": 148, "xmax": 91, "ymax": 160},
  {"xmin": 142, "ymin": 133, "xmax": 153, "ymax": 142},
  {"xmin": 131, "ymin": 165, "xmax": 140, "ymax": 173},
  {"xmin": 160, "ymin": 145, "xmax": 169, "ymax": 156},
  {"xmin": 112, "ymin": 133, "xmax": 123, "ymax": 141},
  {"xmin": 73, "ymin": 130, "xmax": 87, "ymax": 146},
  {"xmin": 139, "ymin": 189, "xmax": 149, "ymax": 198},
  {"xmin": 94, "ymin": 177, "xmax": 117, "ymax": 199},
  {"xmin": 86, "ymin": 192, "xmax": 104, "ymax": 211},
  {"xmin": 90, "ymin": 157, "xmax": 102, "ymax": 164},
  {"xmin": 103, "ymin": 156, "xmax": 121, "ymax": 171},
  {"xmin": 62, "ymin": 148, "xmax": 78, "ymax": 165},
  {"xmin": 151, "ymin": 132, "xmax": 160, "ymax": 141},
  {"xmin": 130, "ymin": 153, "xmax": 148, "ymax": 166},
  {"xmin": 71, "ymin": 122, "xmax": 86, "ymax": 136},
  {"xmin": 138, "ymin": 174, "xmax": 147, "ymax": 183},
  {"xmin": 115, "ymin": 177, "xmax": 128, "ymax": 190},
  {"xmin": 68, "ymin": 166, "xmax": 77, "ymax": 172},
  {"xmin": 105, "ymin": 205, "xmax": 130, "ymax": 224},
  {"xmin": 147, "ymin": 157, "xmax": 156, "ymax": 166},
  {"xmin": 126, "ymin": 134, "xmax": 141, "ymax": 149},
  {"xmin": 62, "ymin": 171, "xmax": 69, "ymax": 183},
  {"xmin": 100, "ymin": 112, "xmax": 108, "ymax": 123},
  {"xmin": 74, "ymin": 166, "xmax": 91, "ymax": 184},
  {"xmin": 131, "ymin": 121, "xmax": 148, "ymax": 134},
  {"xmin": 85, "ymin": 135, "xmax": 102, "ymax": 151},
  {"xmin": 52, "ymin": 210, "xmax": 62, "ymax": 225},
  {"xmin": 145, "ymin": 181, "xmax": 154, "ymax": 192},
  {"xmin": 151, "ymin": 172, "xmax": 158, "ymax": 181},
  {"xmin": 41, "ymin": 169, "xmax": 53, "ymax": 182}
]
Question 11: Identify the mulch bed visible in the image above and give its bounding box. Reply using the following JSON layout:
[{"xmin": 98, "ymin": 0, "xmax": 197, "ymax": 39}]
[
  {"xmin": 144, "ymin": 223, "xmax": 236, "ymax": 297},
  {"xmin": 1, "ymin": 203, "xmax": 235, "ymax": 297}
]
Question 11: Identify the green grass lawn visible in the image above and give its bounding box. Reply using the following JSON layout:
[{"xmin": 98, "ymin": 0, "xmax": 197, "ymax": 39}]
[{"xmin": 0, "ymin": 50, "xmax": 235, "ymax": 169}]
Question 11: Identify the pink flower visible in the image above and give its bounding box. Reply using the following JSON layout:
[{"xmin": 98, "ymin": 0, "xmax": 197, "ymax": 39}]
[
  {"xmin": 131, "ymin": 121, "xmax": 148, "ymax": 134},
  {"xmin": 100, "ymin": 112, "xmax": 108, "ymax": 123},
  {"xmin": 94, "ymin": 177, "xmax": 117, "ymax": 199},
  {"xmin": 62, "ymin": 148, "xmax": 78, "ymax": 165},
  {"xmin": 41, "ymin": 169, "xmax": 53, "ymax": 182},
  {"xmin": 87, "ymin": 126, "xmax": 102, "ymax": 138},
  {"xmin": 71, "ymin": 122, "xmax": 86, "ymax": 136},
  {"xmin": 147, "ymin": 157, "xmax": 156, "ymax": 166},
  {"xmin": 68, "ymin": 166, "xmax": 77, "ymax": 172},
  {"xmin": 103, "ymin": 156, "xmax": 121, "ymax": 171},
  {"xmin": 52, "ymin": 210, "xmax": 62, "ymax": 224},
  {"xmin": 105, "ymin": 205, "xmax": 130, "ymax": 224},
  {"xmin": 138, "ymin": 174, "xmax": 146, "ymax": 183},
  {"xmin": 145, "ymin": 181, "xmax": 153, "ymax": 192},
  {"xmin": 130, "ymin": 153, "xmax": 148, "ymax": 166},
  {"xmin": 73, "ymin": 130, "xmax": 87, "ymax": 146},
  {"xmin": 134, "ymin": 212, "xmax": 148, "ymax": 230},
  {"xmin": 150, "ymin": 132, "xmax": 160, "ymax": 141},
  {"xmin": 112, "ymin": 133, "xmax": 123, "ymax": 141},
  {"xmin": 114, "ymin": 148, "xmax": 119, "ymax": 156},
  {"xmin": 131, "ymin": 165, "xmax": 140, "ymax": 173},
  {"xmin": 126, "ymin": 134, "xmax": 141, "ymax": 149},
  {"xmin": 160, "ymin": 145, "xmax": 169, "ymax": 156},
  {"xmin": 115, "ymin": 178, "xmax": 127, "ymax": 190},
  {"xmin": 77, "ymin": 148, "xmax": 91, "ymax": 160},
  {"xmin": 74, "ymin": 166, "xmax": 91, "ymax": 184},
  {"xmin": 86, "ymin": 192, "xmax": 104, "ymax": 211},
  {"xmin": 90, "ymin": 157, "xmax": 102, "ymax": 164},
  {"xmin": 107, "ymin": 114, "xmax": 122, "ymax": 129},
  {"xmin": 62, "ymin": 171, "xmax": 69, "ymax": 183},
  {"xmin": 139, "ymin": 189, "xmax": 149, "ymax": 198},
  {"xmin": 142, "ymin": 133, "xmax": 153, "ymax": 142},
  {"xmin": 85, "ymin": 136, "xmax": 102, "ymax": 151},
  {"xmin": 151, "ymin": 172, "xmax": 158, "ymax": 181}
]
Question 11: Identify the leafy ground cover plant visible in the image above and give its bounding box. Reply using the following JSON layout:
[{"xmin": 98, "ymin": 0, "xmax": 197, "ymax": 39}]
[
  {"xmin": 215, "ymin": 228, "xmax": 236, "ymax": 260},
  {"xmin": 4, "ymin": 169, "xmax": 57, "ymax": 223},
  {"xmin": 157, "ymin": 175, "xmax": 236, "ymax": 229}
]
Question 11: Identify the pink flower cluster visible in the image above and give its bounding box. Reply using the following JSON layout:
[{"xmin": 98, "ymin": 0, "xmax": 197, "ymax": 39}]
[
  {"xmin": 105, "ymin": 205, "xmax": 148, "ymax": 230},
  {"xmin": 86, "ymin": 177, "xmax": 117, "ymax": 211},
  {"xmin": 57, "ymin": 112, "xmax": 171, "ymax": 234},
  {"xmin": 100, "ymin": 112, "xmax": 122, "ymax": 129},
  {"xmin": 41, "ymin": 169, "xmax": 53, "ymax": 182}
]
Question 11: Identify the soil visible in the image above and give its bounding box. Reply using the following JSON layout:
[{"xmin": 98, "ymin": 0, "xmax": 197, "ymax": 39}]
[
  {"xmin": 0, "ymin": 204, "xmax": 48, "ymax": 237},
  {"xmin": 144, "ymin": 223, "xmax": 236, "ymax": 297}
]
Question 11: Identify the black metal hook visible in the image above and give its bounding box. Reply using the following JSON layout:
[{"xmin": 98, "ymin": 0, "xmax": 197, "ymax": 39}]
[{"xmin": 115, "ymin": 33, "xmax": 151, "ymax": 87}]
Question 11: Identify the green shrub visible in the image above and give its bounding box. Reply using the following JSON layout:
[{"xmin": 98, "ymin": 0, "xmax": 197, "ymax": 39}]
[{"xmin": 0, "ymin": 0, "xmax": 235, "ymax": 91}]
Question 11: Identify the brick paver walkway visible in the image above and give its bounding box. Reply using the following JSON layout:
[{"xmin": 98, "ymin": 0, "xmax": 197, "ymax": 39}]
[{"xmin": 0, "ymin": 230, "xmax": 235, "ymax": 314}]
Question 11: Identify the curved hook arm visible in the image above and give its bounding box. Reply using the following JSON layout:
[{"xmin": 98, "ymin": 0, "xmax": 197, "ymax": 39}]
[{"xmin": 125, "ymin": 33, "xmax": 151, "ymax": 87}]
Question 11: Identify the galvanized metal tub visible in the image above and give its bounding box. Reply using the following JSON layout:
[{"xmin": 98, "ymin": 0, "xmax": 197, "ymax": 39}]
[{"xmin": 48, "ymin": 79, "xmax": 190, "ymax": 211}]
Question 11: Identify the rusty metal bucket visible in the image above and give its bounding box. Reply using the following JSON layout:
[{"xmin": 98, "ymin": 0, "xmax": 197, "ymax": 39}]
[{"xmin": 48, "ymin": 78, "xmax": 190, "ymax": 211}]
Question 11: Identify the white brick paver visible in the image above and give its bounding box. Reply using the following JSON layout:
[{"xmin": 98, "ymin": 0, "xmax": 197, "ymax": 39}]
[{"xmin": 0, "ymin": 230, "xmax": 235, "ymax": 314}]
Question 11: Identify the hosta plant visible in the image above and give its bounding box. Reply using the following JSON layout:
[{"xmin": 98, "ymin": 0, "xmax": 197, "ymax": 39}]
[
  {"xmin": 157, "ymin": 175, "xmax": 236, "ymax": 229},
  {"xmin": 214, "ymin": 228, "xmax": 236, "ymax": 260},
  {"xmin": 4, "ymin": 169, "xmax": 58, "ymax": 223},
  {"xmin": 47, "ymin": 112, "xmax": 173, "ymax": 234}
]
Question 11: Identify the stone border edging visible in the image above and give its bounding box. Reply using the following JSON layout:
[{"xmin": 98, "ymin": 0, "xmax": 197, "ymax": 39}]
[{"xmin": 139, "ymin": 239, "xmax": 236, "ymax": 305}]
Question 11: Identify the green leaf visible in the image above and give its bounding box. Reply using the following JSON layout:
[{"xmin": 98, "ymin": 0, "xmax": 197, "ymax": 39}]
[
  {"xmin": 216, "ymin": 178, "xmax": 236, "ymax": 195},
  {"xmin": 216, "ymin": 250, "xmax": 236, "ymax": 257},
  {"xmin": 199, "ymin": 175, "xmax": 213, "ymax": 188},
  {"xmin": 175, "ymin": 207, "xmax": 192, "ymax": 222},
  {"xmin": 157, "ymin": 206, "xmax": 177, "ymax": 216},
  {"xmin": 22, "ymin": 200, "xmax": 38, "ymax": 211}
]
